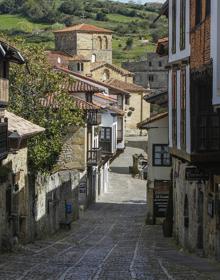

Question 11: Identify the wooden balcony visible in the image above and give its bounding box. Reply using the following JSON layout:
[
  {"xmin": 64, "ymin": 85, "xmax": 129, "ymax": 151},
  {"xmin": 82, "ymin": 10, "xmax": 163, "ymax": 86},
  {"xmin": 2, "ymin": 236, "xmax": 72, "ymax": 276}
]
[
  {"xmin": 0, "ymin": 118, "xmax": 8, "ymax": 160},
  {"xmin": 87, "ymin": 148, "xmax": 102, "ymax": 166},
  {"xmin": 0, "ymin": 78, "xmax": 9, "ymax": 107},
  {"xmin": 99, "ymin": 141, "xmax": 112, "ymax": 154},
  {"xmin": 193, "ymin": 114, "xmax": 220, "ymax": 153},
  {"xmin": 87, "ymin": 111, "xmax": 101, "ymax": 126}
]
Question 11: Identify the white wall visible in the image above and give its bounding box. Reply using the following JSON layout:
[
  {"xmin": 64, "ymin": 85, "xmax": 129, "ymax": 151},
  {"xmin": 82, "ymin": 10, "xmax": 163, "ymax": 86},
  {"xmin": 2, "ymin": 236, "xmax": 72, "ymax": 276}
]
[
  {"xmin": 148, "ymin": 116, "xmax": 171, "ymax": 183},
  {"xmin": 168, "ymin": 0, "xmax": 190, "ymax": 63},
  {"xmin": 168, "ymin": 65, "xmax": 190, "ymax": 153},
  {"xmin": 211, "ymin": 0, "xmax": 220, "ymax": 106}
]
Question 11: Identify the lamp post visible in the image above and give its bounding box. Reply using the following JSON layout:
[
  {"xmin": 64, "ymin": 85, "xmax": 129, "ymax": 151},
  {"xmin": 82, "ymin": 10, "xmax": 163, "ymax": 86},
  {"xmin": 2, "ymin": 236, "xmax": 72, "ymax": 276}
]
[{"xmin": 8, "ymin": 130, "xmax": 22, "ymax": 153}]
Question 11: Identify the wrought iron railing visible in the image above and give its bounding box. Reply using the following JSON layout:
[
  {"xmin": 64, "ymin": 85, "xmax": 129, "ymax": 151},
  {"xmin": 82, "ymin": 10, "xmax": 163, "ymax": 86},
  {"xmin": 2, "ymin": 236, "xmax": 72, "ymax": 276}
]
[{"xmin": 87, "ymin": 111, "xmax": 101, "ymax": 126}]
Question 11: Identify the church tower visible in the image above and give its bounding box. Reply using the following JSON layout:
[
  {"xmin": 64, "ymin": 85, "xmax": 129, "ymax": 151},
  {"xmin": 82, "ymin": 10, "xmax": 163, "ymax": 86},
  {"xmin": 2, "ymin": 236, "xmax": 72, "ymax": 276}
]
[{"xmin": 53, "ymin": 23, "xmax": 113, "ymax": 64}]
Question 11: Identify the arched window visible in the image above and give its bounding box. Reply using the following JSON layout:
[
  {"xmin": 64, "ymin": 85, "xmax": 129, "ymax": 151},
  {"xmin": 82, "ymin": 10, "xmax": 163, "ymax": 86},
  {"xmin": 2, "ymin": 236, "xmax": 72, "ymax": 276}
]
[
  {"xmin": 103, "ymin": 36, "xmax": 108, "ymax": 49},
  {"xmin": 91, "ymin": 54, "xmax": 96, "ymax": 63},
  {"xmin": 103, "ymin": 69, "xmax": 110, "ymax": 81},
  {"xmin": 77, "ymin": 62, "xmax": 80, "ymax": 72},
  {"xmin": 98, "ymin": 36, "xmax": 102, "ymax": 50},
  {"xmin": 77, "ymin": 63, "xmax": 84, "ymax": 72}
]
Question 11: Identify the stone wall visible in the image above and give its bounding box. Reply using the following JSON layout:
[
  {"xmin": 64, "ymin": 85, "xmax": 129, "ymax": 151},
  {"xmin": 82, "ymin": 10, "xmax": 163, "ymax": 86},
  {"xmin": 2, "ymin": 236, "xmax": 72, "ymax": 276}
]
[
  {"xmin": 91, "ymin": 66, "xmax": 131, "ymax": 82},
  {"xmin": 122, "ymin": 53, "xmax": 168, "ymax": 90},
  {"xmin": 125, "ymin": 93, "xmax": 150, "ymax": 136},
  {"xmin": 57, "ymin": 126, "xmax": 87, "ymax": 171},
  {"xmin": 172, "ymin": 158, "xmax": 219, "ymax": 257},
  {"xmin": 34, "ymin": 170, "xmax": 82, "ymax": 238},
  {"xmin": 0, "ymin": 148, "xmax": 31, "ymax": 251},
  {"xmin": 55, "ymin": 31, "xmax": 112, "ymax": 64}
]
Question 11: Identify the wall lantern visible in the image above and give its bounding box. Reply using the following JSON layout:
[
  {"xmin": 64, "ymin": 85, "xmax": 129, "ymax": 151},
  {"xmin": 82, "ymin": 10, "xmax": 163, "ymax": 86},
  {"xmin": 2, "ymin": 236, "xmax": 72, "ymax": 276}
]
[{"xmin": 8, "ymin": 130, "xmax": 22, "ymax": 153}]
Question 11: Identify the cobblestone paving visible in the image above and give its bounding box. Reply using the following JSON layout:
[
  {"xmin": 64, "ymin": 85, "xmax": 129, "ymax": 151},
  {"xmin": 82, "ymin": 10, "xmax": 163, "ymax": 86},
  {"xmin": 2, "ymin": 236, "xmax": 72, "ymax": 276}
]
[{"xmin": 1, "ymin": 137, "xmax": 220, "ymax": 279}]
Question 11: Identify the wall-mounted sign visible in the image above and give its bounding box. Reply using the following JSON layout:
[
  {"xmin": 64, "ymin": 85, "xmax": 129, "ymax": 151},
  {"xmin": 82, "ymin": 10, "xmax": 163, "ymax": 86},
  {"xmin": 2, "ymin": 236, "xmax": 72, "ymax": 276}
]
[
  {"xmin": 185, "ymin": 167, "xmax": 209, "ymax": 181},
  {"xmin": 153, "ymin": 181, "xmax": 170, "ymax": 218}
]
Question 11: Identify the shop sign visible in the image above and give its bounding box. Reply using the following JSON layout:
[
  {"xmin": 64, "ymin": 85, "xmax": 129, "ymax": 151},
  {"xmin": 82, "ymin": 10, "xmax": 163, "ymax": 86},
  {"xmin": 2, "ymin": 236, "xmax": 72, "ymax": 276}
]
[
  {"xmin": 185, "ymin": 167, "xmax": 209, "ymax": 181},
  {"xmin": 153, "ymin": 181, "xmax": 170, "ymax": 218}
]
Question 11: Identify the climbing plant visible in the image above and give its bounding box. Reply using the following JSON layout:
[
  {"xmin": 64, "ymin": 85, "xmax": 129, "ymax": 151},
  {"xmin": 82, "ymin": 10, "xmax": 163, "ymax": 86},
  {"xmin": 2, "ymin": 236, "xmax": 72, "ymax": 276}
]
[{"xmin": 1, "ymin": 35, "xmax": 84, "ymax": 173}]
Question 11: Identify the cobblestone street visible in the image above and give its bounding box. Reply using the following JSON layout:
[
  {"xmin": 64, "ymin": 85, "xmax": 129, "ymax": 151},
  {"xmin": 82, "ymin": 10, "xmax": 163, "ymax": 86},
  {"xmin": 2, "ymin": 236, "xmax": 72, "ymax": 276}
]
[{"xmin": 0, "ymin": 137, "xmax": 220, "ymax": 280}]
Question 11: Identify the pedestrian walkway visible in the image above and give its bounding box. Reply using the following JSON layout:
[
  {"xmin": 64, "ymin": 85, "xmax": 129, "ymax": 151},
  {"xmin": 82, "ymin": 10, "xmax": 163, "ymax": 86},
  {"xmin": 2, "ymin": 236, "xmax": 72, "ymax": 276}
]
[{"xmin": 0, "ymin": 137, "xmax": 220, "ymax": 279}]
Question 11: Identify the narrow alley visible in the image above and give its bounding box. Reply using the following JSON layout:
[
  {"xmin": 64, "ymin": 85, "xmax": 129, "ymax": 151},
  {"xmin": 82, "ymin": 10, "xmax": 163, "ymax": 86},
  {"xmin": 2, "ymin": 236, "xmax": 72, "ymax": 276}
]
[{"xmin": 0, "ymin": 137, "xmax": 220, "ymax": 280}]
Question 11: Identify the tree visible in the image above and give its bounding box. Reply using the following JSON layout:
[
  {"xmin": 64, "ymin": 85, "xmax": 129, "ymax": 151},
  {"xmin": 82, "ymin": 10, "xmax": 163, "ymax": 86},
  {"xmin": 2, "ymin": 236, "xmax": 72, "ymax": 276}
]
[
  {"xmin": 96, "ymin": 12, "xmax": 108, "ymax": 22},
  {"xmin": 2, "ymin": 35, "xmax": 84, "ymax": 173},
  {"xmin": 125, "ymin": 37, "xmax": 134, "ymax": 50},
  {"xmin": 58, "ymin": 0, "xmax": 83, "ymax": 15}
]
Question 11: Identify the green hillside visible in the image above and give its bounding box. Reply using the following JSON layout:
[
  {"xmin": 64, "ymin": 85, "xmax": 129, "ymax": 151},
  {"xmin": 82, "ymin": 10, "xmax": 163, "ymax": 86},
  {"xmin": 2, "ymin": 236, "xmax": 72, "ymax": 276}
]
[{"xmin": 0, "ymin": 0, "xmax": 167, "ymax": 65}]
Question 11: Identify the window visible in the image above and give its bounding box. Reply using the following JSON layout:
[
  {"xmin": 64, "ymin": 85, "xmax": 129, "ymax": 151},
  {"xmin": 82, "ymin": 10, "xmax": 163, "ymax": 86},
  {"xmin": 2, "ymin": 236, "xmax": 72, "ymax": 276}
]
[
  {"xmin": 172, "ymin": 0, "xmax": 176, "ymax": 53},
  {"xmin": 158, "ymin": 61, "xmax": 162, "ymax": 67},
  {"xmin": 100, "ymin": 127, "xmax": 111, "ymax": 141},
  {"xmin": 206, "ymin": 0, "xmax": 211, "ymax": 17},
  {"xmin": 149, "ymin": 61, "xmax": 152, "ymax": 67},
  {"xmin": 153, "ymin": 144, "xmax": 171, "ymax": 166},
  {"xmin": 180, "ymin": 69, "xmax": 186, "ymax": 149},
  {"xmin": 103, "ymin": 69, "xmax": 110, "ymax": 81},
  {"xmin": 77, "ymin": 63, "xmax": 84, "ymax": 72},
  {"xmin": 148, "ymin": 75, "xmax": 154, "ymax": 82},
  {"xmin": 180, "ymin": 0, "xmax": 186, "ymax": 50},
  {"xmin": 91, "ymin": 54, "xmax": 96, "ymax": 63},
  {"xmin": 103, "ymin": 36, "xmax": 108, "ymax": 49},
  {"xmin": 98, "ymin": 36, "xmax": 102, "ymax": 50},
  {"xmin": 172, "ymin": 71, "xmax": 177, "ymax": 146},
  {"xmin": 195, "ymin": 0, "xmax": 202, "ymax": 25},
  {"xmin": 100, "ymin": 127, "xmax": 112, "ymax": 153}
]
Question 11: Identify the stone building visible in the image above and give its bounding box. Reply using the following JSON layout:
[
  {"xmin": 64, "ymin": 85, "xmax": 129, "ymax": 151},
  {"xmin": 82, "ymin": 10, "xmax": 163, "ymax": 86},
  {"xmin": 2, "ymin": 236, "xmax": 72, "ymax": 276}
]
[
  {"xmin": 54, "ymin": 23, "xmax": 113, "ymax": 64},
  {"xmin": 122, "ymin": 52, "xmax": 168, "ymax": 91},
  {"xmin": 0, "ymin": 112, "xmax": 44, "ymax": 250},
  {"xmin": 158, "ymin": 0, "xmax": 220, "ymax": 260},
  {"xmin": 47, "ymin": 23, "xmax": 150, "ymax": 136}
]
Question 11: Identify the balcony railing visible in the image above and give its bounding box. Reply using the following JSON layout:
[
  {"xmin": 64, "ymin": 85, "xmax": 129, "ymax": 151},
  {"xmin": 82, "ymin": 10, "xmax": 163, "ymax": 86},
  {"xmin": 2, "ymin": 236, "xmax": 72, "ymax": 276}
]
[
  {"xmin": 0, "ymin": 118, "xmax": 8, "ymax": 160},
  {"xmin": 193, "ymin": 114, "xmax": 220, "ymax": 152},
  {"xmin": 0, "ymin": 78, "xmax": 9, "ymax": 107},
  {"xmin": 87, "ymin": 148, "xmax": 102, "ymax": 166},
  {"xmin": 87, "ymin": 111, "xmax": 101, "ymax": 126}
]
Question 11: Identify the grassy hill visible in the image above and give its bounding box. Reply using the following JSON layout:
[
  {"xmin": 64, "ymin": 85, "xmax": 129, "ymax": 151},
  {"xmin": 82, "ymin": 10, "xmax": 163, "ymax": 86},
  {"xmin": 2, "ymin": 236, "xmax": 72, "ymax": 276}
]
[{"xmin": 0, "ymin": 0, "xmax": 167, "ymax": 65}]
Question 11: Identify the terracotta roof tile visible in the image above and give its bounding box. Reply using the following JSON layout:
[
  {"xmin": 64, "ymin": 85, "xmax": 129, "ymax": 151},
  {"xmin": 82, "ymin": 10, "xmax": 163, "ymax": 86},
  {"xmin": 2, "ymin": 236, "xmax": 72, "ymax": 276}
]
[
  {"xmin": 63, "ymin": 80, "xmax": 101, "ymax": 93},
  {"xmin": 137, "ymin": 112, "xmax": 168, "ymax": 128},
  {"xmin": 45, "ymin": 50, "xmax": 72, "ymax": 68},
  {"xmin": 53, "ymin": 23, "xmax": 113, "ymax": 34},
  {"xmin": 106, "ymin": 78, "xmax": 149, "ymax": 93},
  {"xmin": 55, "ymin": 66, "xmax": 131, "ymax": 95},
  {"xmin": 40, "ymin": 94, "xmax": 99, "ymax": 111},
  {"xmin": 5, "ymin": 111, "xmax": 45, "ymax": 138}
]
